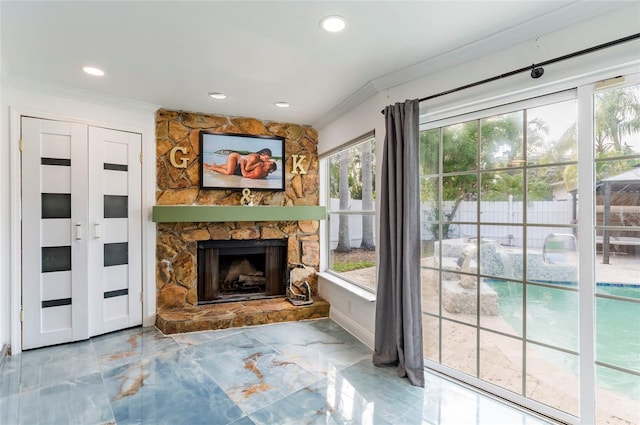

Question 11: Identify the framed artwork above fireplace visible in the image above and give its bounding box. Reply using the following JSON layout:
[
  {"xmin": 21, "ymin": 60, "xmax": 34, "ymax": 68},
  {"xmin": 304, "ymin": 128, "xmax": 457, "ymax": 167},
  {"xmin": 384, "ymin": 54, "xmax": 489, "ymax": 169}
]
[{"xmin": 199, "ymin": 131, "xmax": 285, "ymax": 191}]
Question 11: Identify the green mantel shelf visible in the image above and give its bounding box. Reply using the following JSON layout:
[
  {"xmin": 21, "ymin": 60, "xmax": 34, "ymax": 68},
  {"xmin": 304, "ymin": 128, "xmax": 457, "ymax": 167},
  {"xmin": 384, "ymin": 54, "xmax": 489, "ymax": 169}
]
[{"xmin": 152, "ymin": 205, "xmax": 327, "ymax": 223}]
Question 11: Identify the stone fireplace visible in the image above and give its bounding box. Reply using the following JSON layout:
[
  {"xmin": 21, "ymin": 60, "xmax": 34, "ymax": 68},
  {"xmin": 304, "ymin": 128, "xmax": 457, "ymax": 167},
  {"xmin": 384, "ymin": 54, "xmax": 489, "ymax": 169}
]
[
  {"xmin": 154, "ymin": 109, "xmax": 328, "ymax": 334},
  {"xmin": 197, "ymin": 239, "xmax": 287, "ymax": 303}
]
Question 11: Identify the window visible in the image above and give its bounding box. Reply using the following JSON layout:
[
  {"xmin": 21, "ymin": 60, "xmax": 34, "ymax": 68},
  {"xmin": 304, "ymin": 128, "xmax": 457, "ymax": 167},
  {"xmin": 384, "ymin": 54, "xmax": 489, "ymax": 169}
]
[
  {"xmin": 322, "ymin": 133, "xmax": 376, "ymax": 292},
  {"xmin": 419, "ymin": 78, "xmax": 639, "ymax": 424}
]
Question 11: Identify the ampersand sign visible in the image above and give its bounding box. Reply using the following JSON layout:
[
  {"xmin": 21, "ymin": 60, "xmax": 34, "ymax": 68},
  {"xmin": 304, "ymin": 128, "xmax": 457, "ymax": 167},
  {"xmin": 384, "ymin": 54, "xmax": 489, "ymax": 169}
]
[{"xmin": 241, "ymin": 188, "xmax": 253, "ymax": 206}]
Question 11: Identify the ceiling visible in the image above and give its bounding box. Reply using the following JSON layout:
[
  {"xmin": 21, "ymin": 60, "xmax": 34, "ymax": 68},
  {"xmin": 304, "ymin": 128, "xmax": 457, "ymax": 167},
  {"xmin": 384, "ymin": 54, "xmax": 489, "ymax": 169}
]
[{"xmin": 0, "ymin": 1, "xmax": 632, "ymax": 129}]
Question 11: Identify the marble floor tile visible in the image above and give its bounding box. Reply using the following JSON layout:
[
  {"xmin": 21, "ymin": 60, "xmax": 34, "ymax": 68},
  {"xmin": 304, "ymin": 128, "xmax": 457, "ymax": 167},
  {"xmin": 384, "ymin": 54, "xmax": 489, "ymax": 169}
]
[
  {"xmin": 4, "ymin": 372, "xmax": 115, "ymax": 425},
  {"xmin": 0, "ymin": 319, "xmax": 555, "ymax": 425},
  {"xmin": 92, "ymin": 326, "xmax": 181, "ymax": 372},
  {"xmin": 14, "ymin": 340, "xmax": 99, "ymax": 392},
  {"xmin": 102, "ymin": 348, "xmax": 243, "ymax": 425},
  {"xmin": 244, "ymin": 319, "xmax": 372, "ymax": 376},
  {"xmin": 192, "ymin": 333, "xmax": 325, "ymax": 415},
  {"xmin": 248, "ymin": 374, "xmax": 393, "ymax": 425},
  {"xmin": 0, "ymin": 358, "xmax": 22, "ymax": 398}
]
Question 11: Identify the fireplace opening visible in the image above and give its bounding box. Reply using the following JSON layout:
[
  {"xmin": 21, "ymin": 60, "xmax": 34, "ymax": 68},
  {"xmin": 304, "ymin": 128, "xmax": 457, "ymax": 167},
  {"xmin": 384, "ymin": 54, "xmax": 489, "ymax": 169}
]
[{"xmin": 197, "ymin": 239, "xmax": 287, "ymax": 304}]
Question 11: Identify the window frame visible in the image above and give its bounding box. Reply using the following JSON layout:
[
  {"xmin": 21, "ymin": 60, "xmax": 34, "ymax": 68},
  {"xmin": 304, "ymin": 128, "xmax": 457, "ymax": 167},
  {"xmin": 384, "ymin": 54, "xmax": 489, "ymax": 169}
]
[{"xmin": 320, "ymin": 131, "xmax": 377, "ymax": 294}]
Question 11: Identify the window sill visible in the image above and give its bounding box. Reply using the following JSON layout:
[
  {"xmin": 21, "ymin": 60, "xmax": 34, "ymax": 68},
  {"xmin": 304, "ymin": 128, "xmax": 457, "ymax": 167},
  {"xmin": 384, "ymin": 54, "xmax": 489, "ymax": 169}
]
[{"xmin": 317, "ymin": 272, "xmax": 376, "ymax": 302}]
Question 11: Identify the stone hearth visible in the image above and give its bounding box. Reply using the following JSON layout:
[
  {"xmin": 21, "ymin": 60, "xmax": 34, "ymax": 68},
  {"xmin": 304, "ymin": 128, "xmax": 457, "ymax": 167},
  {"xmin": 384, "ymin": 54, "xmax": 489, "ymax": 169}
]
[{"xmin": 156, "ymin": 297, "xmax": 329, "ymax": 335}]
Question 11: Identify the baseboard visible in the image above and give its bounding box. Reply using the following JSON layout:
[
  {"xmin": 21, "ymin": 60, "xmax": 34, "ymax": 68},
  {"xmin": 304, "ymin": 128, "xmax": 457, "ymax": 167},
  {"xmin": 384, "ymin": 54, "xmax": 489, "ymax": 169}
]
[{"xmin": 330, "ymin": 307, "xmax": 374, "ymax": 350}]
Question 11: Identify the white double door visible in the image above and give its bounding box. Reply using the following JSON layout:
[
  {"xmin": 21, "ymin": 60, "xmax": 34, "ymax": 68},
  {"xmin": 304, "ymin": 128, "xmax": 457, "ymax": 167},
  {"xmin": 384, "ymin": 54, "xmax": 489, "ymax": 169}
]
[{"xmin": 21, "ymin": 117, "xmax": 142, "ymax": 350}]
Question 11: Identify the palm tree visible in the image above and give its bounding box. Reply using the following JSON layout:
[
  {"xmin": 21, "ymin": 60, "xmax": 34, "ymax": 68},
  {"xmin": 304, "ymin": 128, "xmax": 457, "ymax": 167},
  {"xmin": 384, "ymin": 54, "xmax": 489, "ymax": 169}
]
[
  {"xmin": 360, "ymin": 140, "xmax": 375, "ymax": 249},
  {"xmin": 481, "ymin": 171, "xmax": 552, "ymax": 201},
  {"xmin": 335, "ymin": 150, "xmax": 351, "ymax": 252},
  {"xmin": 595, "ymin": 87, "xmax": 640, "ymax": 156}
]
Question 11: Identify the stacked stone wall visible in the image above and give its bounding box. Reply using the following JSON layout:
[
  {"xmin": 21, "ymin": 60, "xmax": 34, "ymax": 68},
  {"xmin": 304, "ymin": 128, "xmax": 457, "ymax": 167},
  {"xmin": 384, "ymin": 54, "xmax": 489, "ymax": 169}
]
[{"xmin": 155, "ymin": 109, "xmax": 320, "ymax": 311}]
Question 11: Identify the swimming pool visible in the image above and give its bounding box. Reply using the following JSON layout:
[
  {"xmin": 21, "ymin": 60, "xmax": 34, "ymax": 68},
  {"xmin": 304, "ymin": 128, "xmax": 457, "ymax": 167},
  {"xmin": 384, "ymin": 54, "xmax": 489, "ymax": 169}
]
[{"xmin": 486, "ymin": 280, "xmax": 640, "ymax": 400}]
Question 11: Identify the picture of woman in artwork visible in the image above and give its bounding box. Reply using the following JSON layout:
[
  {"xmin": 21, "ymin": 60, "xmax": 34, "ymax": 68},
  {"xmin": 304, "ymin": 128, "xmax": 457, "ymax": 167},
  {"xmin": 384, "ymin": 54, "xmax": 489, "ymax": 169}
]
[{"xmin": 204, "ymin": 148, "xmax": 277, "ymax": 179}]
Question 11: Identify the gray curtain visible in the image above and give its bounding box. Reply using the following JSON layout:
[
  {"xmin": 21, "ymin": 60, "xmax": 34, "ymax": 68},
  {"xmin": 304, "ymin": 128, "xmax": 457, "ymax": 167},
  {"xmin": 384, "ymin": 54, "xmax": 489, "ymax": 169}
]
[{"xmin": 373, "ymin": 98, "xmax": 425, "ymax": 387}]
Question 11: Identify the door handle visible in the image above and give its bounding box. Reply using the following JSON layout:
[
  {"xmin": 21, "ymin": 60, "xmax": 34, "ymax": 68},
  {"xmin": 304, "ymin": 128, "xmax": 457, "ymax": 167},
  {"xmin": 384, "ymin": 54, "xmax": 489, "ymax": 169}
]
[
  {"xmin": 75, "ymin": 223, "xmax": 82, "ymax": 240},
  {"xmin": 94, "ymin": 223, "xmax": 102, "ymax": 239}
]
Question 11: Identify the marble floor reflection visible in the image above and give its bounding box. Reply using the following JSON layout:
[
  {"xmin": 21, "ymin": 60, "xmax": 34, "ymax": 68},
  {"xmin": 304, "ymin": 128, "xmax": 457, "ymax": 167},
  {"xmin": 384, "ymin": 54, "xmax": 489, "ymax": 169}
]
[{"xmin": 0, "ymin": 319, "xmax": 554, "ymax": 424}]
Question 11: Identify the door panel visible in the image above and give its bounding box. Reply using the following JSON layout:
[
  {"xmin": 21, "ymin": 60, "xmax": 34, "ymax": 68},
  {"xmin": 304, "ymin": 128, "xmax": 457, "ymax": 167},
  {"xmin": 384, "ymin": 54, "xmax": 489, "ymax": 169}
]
[
  {"xmin": 87, "ymin": 127, "xmax": 142, "ymax": 336},
  {"xmin": 22, "ymin": 117, "xmax": 88, "ymax": 349}
]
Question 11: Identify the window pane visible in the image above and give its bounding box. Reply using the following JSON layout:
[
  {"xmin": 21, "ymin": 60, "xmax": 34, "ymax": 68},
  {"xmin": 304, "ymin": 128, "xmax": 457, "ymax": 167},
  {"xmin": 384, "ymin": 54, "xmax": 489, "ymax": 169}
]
[
  {"xmin": 422, "ymin": 267, "xmax": 440, "ymax": 316},
  {"xmin": 594, "ymin": 84, "xmax": 640, "ymax": 159},
  {"xmin": 526, "ymin": 227, "xmax": 578, "ymax": 285},
  {"xmin": 526, "ymin": 284, "xmax": 579, "ymax": 352},
  {"xmin": 479, "ymin": 225, "xmax": 523, "ymax": 281},
  {"xmin": 438, "ymin": 228, "xmax": 478, "ymax": 274},
  {"xmin": 443, "ymin": 174, "xmax": 477, "ymax": 224},
  {"xmin": 594, "ymin": 158, "xmax": 640, "ymax": 272},
  {"xmin": 480, "ymin": 330, "xmax": 522, "ymax": 394},
  {"xmin": 527, "ymin": 99, "xmax": 577, "ymax": 166},
  {"xmin": 526, "ymin": 166, "xmax": 574, "ymax": 225},
  {"xmin": 595, "ymin": 296, "xmax": 640, "ymax": 372},
  {"xmin": 526, "ymin": 344, "xmax": 579, "ymax": 416},
  {"xmin": 327, "ymin": 138, "xmax": 376, "ymax": 291},
  {"xmin": 423, "ymin": 314, "xmax": 440, "ymax": 362},
  {"xmin": 441, "ymin": 272, "xmax": 477, "ymax": 326},
  {"xmin": 328, "ymin": 212, "xmax": 376, "ymax": 290},
  {"xmin": 442, "ymin": 319, "xmax": 477, "ymax": 377},
  {"xmin": 481, "ymin": 111, "xmax": 523, "ymax": 169},
  {"xmin": 596, "ymin": 364, "xmax": 640, "ymax": 424},
  {"xmin": 595, "ymin": 252, "xmax": 640, "ymax": 295},
  {"xmin": 480, "ymin": 170, "xmax": 523, "ymax": 224},
  {"xmin": 482, "ymin": 279, "xmax": 523, "ymax": 338},
  {"xmin": 443, "ymin": 121, "xmax": 477, "ymax": 173},
  {"xmin": 420, "ymin": 176, "xmax": 439, "ymax": 241},
  {"xmin": 420, "ymin": 128, "xmax": 439, "ymax": 175}
]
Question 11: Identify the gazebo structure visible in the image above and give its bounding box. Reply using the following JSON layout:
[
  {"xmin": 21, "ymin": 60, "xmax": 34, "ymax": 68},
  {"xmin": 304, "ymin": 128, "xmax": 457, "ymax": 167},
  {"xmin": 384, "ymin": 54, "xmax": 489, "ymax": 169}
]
[
  {"xmin": 569, "ymin": 164, "xmax": 640, "ymax": 264},
  {"xmin": 594, "ymin": 165, "xmax": 640, "ymax": 263}
]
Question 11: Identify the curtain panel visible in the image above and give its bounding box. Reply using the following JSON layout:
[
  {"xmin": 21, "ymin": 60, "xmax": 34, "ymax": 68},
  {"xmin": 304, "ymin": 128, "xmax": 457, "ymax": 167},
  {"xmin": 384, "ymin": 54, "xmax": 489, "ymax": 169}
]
[{"xmin": 373, "ymin": 99, "xmax": 425, "ymax": 387}]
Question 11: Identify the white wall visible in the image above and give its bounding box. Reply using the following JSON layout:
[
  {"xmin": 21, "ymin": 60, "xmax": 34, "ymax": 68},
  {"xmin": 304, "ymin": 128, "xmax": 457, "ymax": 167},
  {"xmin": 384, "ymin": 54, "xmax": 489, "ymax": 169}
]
[
  {"xmin": 0, "ymin": 83, "xmax": 157, "ymax": 350},
  {"xmin": 317, "ymin": 4, "xmax": 640, "ymax": 345}
]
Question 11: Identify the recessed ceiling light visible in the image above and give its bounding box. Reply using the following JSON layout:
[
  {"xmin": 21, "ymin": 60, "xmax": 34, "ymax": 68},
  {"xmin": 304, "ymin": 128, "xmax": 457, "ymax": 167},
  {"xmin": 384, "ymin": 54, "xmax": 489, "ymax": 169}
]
[
  {"xmin": 82, "ymin": 66, "xmax": 105, "ymax": 76},
  {"xmin": 274, "ymin": 101, "xmax": 290, "ymax": 108},
  {"xmin": 320, "ymin": 15, "xmax": 347, "ymax": 33},
  {"xmin": 208, "ymin": 92, "xmax": 227, "ymax": 100}
]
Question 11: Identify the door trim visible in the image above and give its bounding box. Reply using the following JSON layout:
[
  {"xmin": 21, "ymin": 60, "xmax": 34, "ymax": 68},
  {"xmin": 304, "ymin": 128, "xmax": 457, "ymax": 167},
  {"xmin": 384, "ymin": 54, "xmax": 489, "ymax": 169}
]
[{"xmin": 9, "ymin": 107, "xmax": 156, "ymax": 354}]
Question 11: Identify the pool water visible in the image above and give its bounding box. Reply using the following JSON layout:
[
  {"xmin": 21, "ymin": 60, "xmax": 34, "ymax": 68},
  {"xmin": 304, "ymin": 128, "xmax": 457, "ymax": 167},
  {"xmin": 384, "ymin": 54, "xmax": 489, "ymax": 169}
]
[{"xmin": 486, "ymin": 280, "xmax": 640, "ymax": 400}]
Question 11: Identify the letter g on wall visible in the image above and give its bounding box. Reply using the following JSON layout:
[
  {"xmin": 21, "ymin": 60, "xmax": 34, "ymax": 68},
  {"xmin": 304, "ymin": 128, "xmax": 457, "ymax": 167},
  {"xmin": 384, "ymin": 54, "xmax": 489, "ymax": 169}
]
[{"xmin": 169, "ymin": 146, "xmax": 189, "ymax": 168}]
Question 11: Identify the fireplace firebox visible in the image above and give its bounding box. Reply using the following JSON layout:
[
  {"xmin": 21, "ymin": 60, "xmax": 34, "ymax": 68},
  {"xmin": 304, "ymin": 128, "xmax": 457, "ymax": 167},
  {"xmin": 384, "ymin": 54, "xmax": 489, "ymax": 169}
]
[{"xmin": 197, "ymin": 239, "xmax": 287, "ymax": 304}]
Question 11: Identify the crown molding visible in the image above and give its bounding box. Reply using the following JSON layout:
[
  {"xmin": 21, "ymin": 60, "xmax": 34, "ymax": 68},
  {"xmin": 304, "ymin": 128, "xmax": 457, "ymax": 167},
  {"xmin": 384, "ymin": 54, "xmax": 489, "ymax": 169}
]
[{"xmin": 4, "ymin": 75, "xmax": 159, "ymax": 114}]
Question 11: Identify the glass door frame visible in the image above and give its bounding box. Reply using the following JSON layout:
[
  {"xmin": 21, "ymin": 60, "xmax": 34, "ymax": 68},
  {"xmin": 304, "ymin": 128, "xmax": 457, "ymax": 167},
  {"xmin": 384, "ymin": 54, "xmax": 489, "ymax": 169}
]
[{"xmin": 420, "ymin": 71, "xmax": 640, "ymax": 425}]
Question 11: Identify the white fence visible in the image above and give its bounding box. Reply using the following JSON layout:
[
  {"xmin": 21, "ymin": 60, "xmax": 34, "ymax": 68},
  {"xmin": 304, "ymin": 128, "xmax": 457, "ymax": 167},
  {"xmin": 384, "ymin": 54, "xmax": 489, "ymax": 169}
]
[
  {"xmin": 421, "ymin": 198, "xmax": 574, "ymax": 249},
  {"xmin": 328, "ymin": 198, "xmax": 574, "ymax": 250},
  {"xmin": 328, "ymin": 199, "xmax": 373, "ymax": 249}
]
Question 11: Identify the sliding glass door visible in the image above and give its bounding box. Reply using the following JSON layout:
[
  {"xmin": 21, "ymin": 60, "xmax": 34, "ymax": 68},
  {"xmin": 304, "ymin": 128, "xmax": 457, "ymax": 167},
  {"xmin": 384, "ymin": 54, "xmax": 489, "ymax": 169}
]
[
  {"xmin": 419, "ymin": 76, "xmax": 639, "ymax": 424},
  {"xmin": 591, "ymin": 82, "xmax": 640, "ymax": 423}
]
